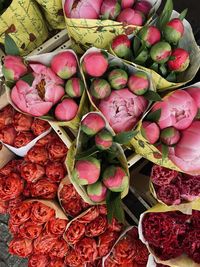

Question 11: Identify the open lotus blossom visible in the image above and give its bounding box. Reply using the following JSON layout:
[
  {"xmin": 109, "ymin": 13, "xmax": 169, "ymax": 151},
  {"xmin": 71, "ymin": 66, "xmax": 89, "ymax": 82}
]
[{"xmin": 11, "ymin": 64, "xmax": 65, "ymax": 117}]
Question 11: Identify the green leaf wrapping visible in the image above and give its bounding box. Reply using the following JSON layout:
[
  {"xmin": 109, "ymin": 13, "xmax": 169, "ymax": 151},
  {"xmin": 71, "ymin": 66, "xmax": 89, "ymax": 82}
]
[
  {"xmin": 144, "ymin": 90, "xmax": 162, "ymax": 101},
  {"xmin": 145, "ymin": 109, "xmax": 161, "ymax": 122},
  {"xmin": 106, "ymin": 191, "xmax": 125, "ymax": 223},
  {"xmin": 114, "ymin": 130, "xmax": 138, "ymax": 144},
  {"xmin": 20, "ymin": 73, "xmax": 34, "ymax": 86},
  {"xmin": 156, "ymin": 0, "xmax": 173, "ymax": 30},
  {"xmin": 4, "ymin": 34, "xmax": 20, "ymax": 56}
]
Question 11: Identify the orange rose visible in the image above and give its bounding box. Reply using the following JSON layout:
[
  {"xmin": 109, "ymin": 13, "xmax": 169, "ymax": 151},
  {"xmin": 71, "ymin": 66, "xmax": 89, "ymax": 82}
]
[
  {"xmin": 13, "ymin": 112, "xmax": 33, "ymax": 132},
  {"xmin": 21, "ymin": 162, "xmax": 45, "ymax": 183},
  {"xmin": 14, "ymin": 132, "xmax": 35, "ymax": 148},
  {"xmin": 9, "ymin": 238, "xmax": 33, "ymax": 257},
  {"xmin": 47, "ymin": 139, "xmax": 68, "ymax": 161},
  {"xmin": 46, "ymin": 217, "xmax": 68, "ymax": 236},
  {"xmin": 85, "ymin": 215, "xmax": 107, "ymax": 237},
  {"xmin": 64, "ymin": 221, "xmax": 85, "ymax": 245},
  {"xmin": 0, "ymin": 125, "xmax": 17, "ymax": 145},
  {"xmin": 25, "ymin": 145, "xmax": 49, "ymax": 164},
  {"xmin": 30, "ymin": 179, "xmax": 58, "ymax": 199},
  {"xmin": 31, "ymin": 119, "xmax": 50, "ymax": 136},
  {"xmin": 31, "ymin": 201, "xmax": 55, "ymax": 224},
  {"xmin": 46, "ymin": 161, "xmax": 66, "ymax": 182},
  {"xmin": 75, "ymin": 237, "xmax": 98, "ymax": 263},
  {"xmin": 0, "ymin": 105, "xmax": 15, "ymax": 129}
]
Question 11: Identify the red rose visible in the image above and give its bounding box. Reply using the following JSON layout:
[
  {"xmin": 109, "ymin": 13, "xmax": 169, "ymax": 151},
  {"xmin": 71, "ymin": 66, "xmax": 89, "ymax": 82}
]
[
  {"xmin": 14, "ymin": 132, "xmax": 35, "ymax": 148},
  {"xmin": 107, "ymin": 218, "xmax": 123, "ymax": 232},
  {"xmin": 49, "ymin": 238, "xmax": 69, "ymax": 258},
  {"xmin": 25, "ymin": 145, "xmax": 49, "ymax": 164},
  {"xmin": 46, "ymin": 161, "xmax": 66, "ymax": 182},
  {"xmin": 36, "ymin": 132, "xmax": 57, "ymax": 146},
  {"xmin": 85, "ymin": 215, "xmax": 107, "ymax": 237},
  {"xmin": 80, "ymin": 199, "xmax": 91, "ymax": 210},
  {"xmin": 23, "ymin": 183, "xmax": 32, "ymax": 197},
  {"xmin": 178, "ymin": 175, "xmax": 200, "ymax": 201},
  {"xmin": 47, "ymin": 139, "xmax": 68, "ymax": 161},
  {"xmin": 133, "ymin": 240, "xmax": 149, "ymax": 265},
  {"xmin": 86, "ymin": 259, "xmax": 102, "ymax": 267},
  {"xmin": 46, "ymin": 217, "xmax": 68, "ymax": 236},
  {"xmin": 0, "ymin": 105, "xmax": 15, "ymax": 129},
  {"xmin": 75, "ymin": 237, "xmax": 98, "ymax": 263},
  {"xmin": 49, "ymin": 257, "xmax": 65, "ymax": 267},
  {"xmin": 127, "ymin": 227, "xmax": 139, "ymax": 240},
  {"xmin": 33, "ymin": 232, "xmax": 57, "ymax": 254},
  {"xmin": 13, "ymin": 112, "xmax": 33, "ymax": 132},
  {"xmin": 183, "ymin": 229, "xmax": 200, "ymax": 263},
  {"xmin": 31, "ymin": 119, "xmax": 50, "ymax": 136},
  {"xmin": 0, "ymin": 172, "xmax": 24, "ymax": 201},
  {"xmin": 62, "ymin": 198, "xmax": 83, "ymax": 217},
  {"xmin": 9, "ymin": 202, "xmax": 31, "ymax": 225},
  {"xmin": 64, "ymin": 221, "xmax": 85, "ymax": 245},
  {"xmin": 104, "ymin": 257, "xmax": 119, "ymax": 267},
  {"xmin": 151, "ymin": 165, "xmax": 178, "ymax": 186},
  {"xmin": 0, "ymin": 200, "xmax": 8, "ymax": 214},
  {"xmin": 8, "ymin": 220, "xmax": 19, "ymax": 235},
  {"xmin": 0, "ymin": 125, "xmax": 17, "ymax": 145},
  {"xmin": 30, "ymin": 178, "xmax": 58, "ymax": 199},
  {"xmin": 64, "ymin": 249, "xmax": 83, "ymax": 267},
  {"xmin": 78, "ymin": 207, "xmax": 99, "ymax": 224},
  {"xmin": 21, "ymin": 162, "xmax": 45, "ymax": 183},
  {"xmin": 0, "ymin": 159, "xmax": 23, "ymax": 175},
  {"xmin": 98, "ymin": 230, "xmax": 120, "ymax": 257},
  {"xmin": 8, "ymin": 195, "xmax": 24, "ymax": 213},
  {"xmin": 191, "ymin": 210, "xmax": 200, "ymax": 228},
  {"xmin": 98, "ymin": 205, "xmax": 108, "ymax": 215},
  {"xmin": 18, "ymin": 221, "xmax": 43, "ymax": 240},
  {"xmin": 9, "ymin": 238, "xmax": 33, "ymax": 257},
  {"xmin": 31, "ymin": 201, "xmax": 55, "ymax": 224},
  {"xmin": 28, "ymin": 254, "xmax": 49, "ymax": 267},
  {"xmin": 59, "ymin": 184, "xmax": 77, "ymax": 201},
  {"xmin": 157, "ymin": 185, "xmax": 181, "ymax": 205}
]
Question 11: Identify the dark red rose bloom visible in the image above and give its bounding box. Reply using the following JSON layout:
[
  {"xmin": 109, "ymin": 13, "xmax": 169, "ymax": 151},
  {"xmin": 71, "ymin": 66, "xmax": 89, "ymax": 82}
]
[
  {"xmin": 31, "ymin": 119, "xmax": 50, "ymax": 136},
  {"xmin": 25, "ymin": 145, "xmax": 49, "ymax": 164},
  {"xmin": 178, "ymin": 175, "xmax": 200, "ymax": 201},
  {"xmin": 18, "ymin": 220, "xmax": 43, "ymax": 240},
  {"xmin": 29, "ymin": 178, "xmax": 58, "ymax": 199},
  {"xmin": 157, "ymin": 184, "xmax": 181, "ymax": 205},
  {"xmin": 0, "ymin": 200, "xmax": 8, "ymax": 214},
  {"xmin": 75, "ymin": 237, "xmax": 98, "ymax": 263},
  {"xmin": 64, "ymin": 249, "xmax": 83, "ymax": 267},
  {"xmin": 78, "ymin": 207, "xmax": 99, "ymax": 224},
  {"xmin": 183, "ymin": 229, "xmax": 200, "ymax": 263},
  {"xmin": 28, "ymin": 254, "xmax": 49, "ymax": 267},
  {"xmin": 14, "ymin": 132, "xmax": 35, "ymax": 148},
  {"xmin": 0, "ymin": 105, "xmax": 15, "ymax": 129},
  {"xmin": 21, "ymin": 162, "xmax": 45, "ymax": 183},
  {"xmin": 98, "ymin": 230, "xmax": 120, "ymax": 257},
  {"xmin": 127, "ymin": 227, "xmax": 139, "ymax": 240},
  {"xmin": 46, "ymin": 161, "xmax": 66, "ymax": 182},
  {"xmin": 86, "ymin": 259, "xmax": 102, "ymax": 267},
  {"xmin": 49, "ymin": 238, "xmax": 69, "ymax": 258},
  {"xmin": 0, "ymin": 172, "xmax": 24, "ymax": 201},
  {"xmin": 0, "ymin": 125, "xmax": 17, "ymax": 145},
  {"xmin": 13, "ymin": 112, "xmax": 33, "ymax": 132},
  {"xmin": 45, "ymin": 217, "xmax": 68, "ymax": 236},
  {"xmin": 33, "ymin": 232, "xmax": 57, "ymax": 254},
  {"xmin": 9, "ymin": 238, "xmax": 33, "ymax": 258},
  {"xmin": 107, "ymin": 218, "xmax": 123, "ymax": 232},
  {"xmin": 8, "ymin": 195, "xmax": 24, "ymax": 213},
  {"xmin": 151, "ymin": 165, "xmax": 178, "ymax": 186},
  {"xmin": 133, "ymin": 240, "xmax": 149, "ymax": 265},
  {"xmin": 62, "ymin": 198, "xmax": 83, "ymax": 217},
  {"xmin": 98, "ymin": 205, "xmax": 108, "ymax": 215},
  {"xmin": 104, "ymin": 257, "xmax": 120, "ymax": 267},
  {"xmin": 36, "ymin": 132, "xmax": 57, "ymax": 146},
  {"xmin": 31, "ymin": 201, "xmax": 55, "ymax": 224},
  {"xmin": 47, "ymin": 139, "xmax": 68, "ymax": 161},
  {"xmin": 49, "ymin": 257, "xmax": 65, "ymax": 267},
  {"xmin": 0, "ymin": 159, "xmax": 23, "ymax": 175},
  {"xmin": 80, "ymin": 199, "xmax": 91, "ymax": 210},
  {"xmin": 64, "ymin": 221, "xmax": 85, "ymax": 245},
  {"xmin": 9, "ymin": 202, "xmax": 32, "ymax": 225},
  {"xmin": 191, "ymin": 210, "xmax": 200, "ymax": 228},
  {"xmin": 85, "ymin": 215, "xmax": 107, "ymax": 237}
]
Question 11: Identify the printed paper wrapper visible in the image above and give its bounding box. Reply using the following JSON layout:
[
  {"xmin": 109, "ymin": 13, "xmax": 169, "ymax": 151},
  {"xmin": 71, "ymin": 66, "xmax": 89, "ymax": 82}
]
[
  {"xmin": 138, "ymin": 199, "xmax": 200, "ymax": 267},
  {"xmin": 110, "ymin": 11, "xmax": 200, "ymax": 91},
  {"xmin": 66, "ymin": 111, "xmax": 130, "ymax": 205},
  {"xmin": 6, "ymin": 49, "xmax": 89, "ymax": 133},
  {"xmin": 62, "ymin": 0, "xmax": 161, "ymax": 52},
  {"xmin": 0, "ymin": 144, "xmax": 15, "ymax": 168},
  {"xmin": 0, "ymin": 0, "xmax": 49, "ymax": 56},
  {"xmin": 35, "ymin": 0, "xmax": 65, "ymax": 30}
]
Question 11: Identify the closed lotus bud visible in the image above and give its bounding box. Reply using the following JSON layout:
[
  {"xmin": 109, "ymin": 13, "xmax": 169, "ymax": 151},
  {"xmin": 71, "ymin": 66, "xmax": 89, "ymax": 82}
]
[
  {"xmin": 74, "ymin": 157, "xmax": 101, "ymax": 185},
  {"xmin": 90, "ymin": 79, "xmax": 111, "ymax": 99},
  {"xmin": 163, "ymin": 18, "xmax": 184, "ymax": 45},
  {"xmin": 81, "ymin": 113, "xmax": 106, "ymax": 135},
  {"xmin": 167, "ymin": 48, "xmax": 190, "ymax": 72},
  {"xmin": 87, "ymin": 181, "xmax": 107, "ymax": 202},
  {"xmin": 128, "ymin": 71, "xmax": 149, "ymax": 95},
  {"xmin": 103, "ymin": 165, "xmax": 129, "ymax": 192},
  {"xmin": 121, "ymin": 0, "xmax": 135, "ymax": 9},
  {"xmin": 160, "ymin": 127, "xmax": 181, "ymax": 146},
  {"xmin": 51, "ymin": 51, "xmax": 77, "ymax": 79},
  {"xmin": 55, "ymin": 99, "xmax": 78, "ymax": 121},
  {"xmin": 134, "ymin": 0, "xmax": 152, "ymax": 15},
  {"xmin": 138, "ymin": 26, "xmax": 161, "ymax": 47},
  {"xmin": 82, "ymin": 51, "xmax": 109, "ymax": 77},
  {"xmin": 117, "ymin": 8, "xmax": 144, "ymax": 26},
  {"xmin": 95, "ymin": 129, "xmax": 113, "ymax": 150},
  {"xmin": 100, "ymin": 0, "xmax": 121, "ymax": 20},
  {"xmin": 111, "ymin": 34, "xmax": 131, "ymax": 58},
  {"xmin": 150, "ymin": 42, "xmax": 172, "ymax": 64},
  {"xmin": 108, "ymin": 69, "xmax": 128, "ymax": 90},
  {"xmin": 3, "ymin": 55, "xmax": 27, "ymax": 81},
  {"xmin": 65, "ymin": 77, "xmax": 84, "ymax": 98},
  {"xmin": 141, "ymin": 121, "xmax": 160, "ymax": 144}
]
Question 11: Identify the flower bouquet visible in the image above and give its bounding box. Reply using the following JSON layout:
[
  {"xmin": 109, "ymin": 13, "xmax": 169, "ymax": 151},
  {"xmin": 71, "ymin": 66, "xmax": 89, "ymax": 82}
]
[{"xmin": 110, "ymin": 0, "xmax": 200, "ymax": 91}]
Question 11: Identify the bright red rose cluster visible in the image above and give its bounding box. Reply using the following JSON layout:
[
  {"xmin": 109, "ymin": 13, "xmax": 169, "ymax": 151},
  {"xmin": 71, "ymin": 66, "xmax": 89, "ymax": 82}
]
[
  {"xmin": 0, "ymin": 105, "xmax": 50, "ymax": 147},
  {"xmin": 151, "ymin": 165, "xmax": 200, "ymax": 205},
  {"xmin": 142, "ymin": 210, "xmax": 200, "ymax": 263}
]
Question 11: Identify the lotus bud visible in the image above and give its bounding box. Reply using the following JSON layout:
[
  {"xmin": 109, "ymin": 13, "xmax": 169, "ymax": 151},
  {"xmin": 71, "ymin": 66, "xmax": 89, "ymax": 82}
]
[
  {"xmin": 134, "ymin": 0, "xmax": 152, "ymax": 15},
  {"xmin": 51, "ymin": 51, "xmax": 77, "ymax": 79},
  {"xmin": 103, "ymin": 165, "xmax": 129, "ymax": 192},
  {"xmin": 3, "ymin": 55, "xmax": 27, "ymax": 81},
  {"xmin": 128, "ymin": 71, "xmax": 149, "ymax": 95},
  {"xmin": 150, "ymin": 42, "xmax": 172, "ymax": 64},
  {"xmin": 141, "ymin": 121, "xmax": 160, "ymax": 144},
  {"xmin": 55, "ymin": 99, "xmax": 78, "ymax": 121},
  {"xmin": 160, "ymin": 127, "xmax": 181, "ymax": 146},
  {"xmin": 81, "ymin": 113, "xmax": 106, "ymax": 135},
  {"xmin": 117, "ymin": 8, "xmax": 144, "ymax": 26},
  {"xmin": 121, "ymin": 0, "xmax": 135, "ymax": 9},
  {"xmin": 87, "ymin": 181, "xmax": 107, "ymax": 202},
  {"xmin": 163, "ymin": 18, "xmax": 184, "ymax": 45},
  {"xmin": 138, "ymin": 26, "xmax": 161, "ymax": 47},
  {"xmin": 111, "ymin": 34, "xmax": 131, "ymax": 58},
  {"xmin": 95, "ymin": 129, "xmax": 113, "ymax": 150},
  {"xmin": 167, "ymin": 48, "xmax": 190, "ymax": 72},
  {"xmin": 82, "ymin": 51, "xmax": 109, "ymax": 77},
  {"xmin": 108, "ymin": 69, "xmax": 128, "ymax": 90},
  {"xmin": 74, "ymin": 157, "xmax": 101, "ymax": 185},
  {"xmin": 65, "ymin": 77, "xmax": 84, "ymax": 98},
  {"xmin": 100, "ymin": 0, "xmax": 121, "ymax": 20},
  {"xmin": 90, "ymin": 79, "xmax": 111, "ymax": 99}
]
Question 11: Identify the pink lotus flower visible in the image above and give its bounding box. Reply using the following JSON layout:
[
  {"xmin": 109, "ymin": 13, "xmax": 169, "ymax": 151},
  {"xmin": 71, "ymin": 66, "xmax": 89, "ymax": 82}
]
[
  {"xmin": 167, "ymin": 48, "xmax": 190, "ymax": 72},
  {"xmin": 11, "ymin": 64, "xmax": 65, "ymax": 117},
  {"xmin": 138, "ymin": 26, "xmax": 161, "ymax": 47},
  {"xmin": 134, "ymin": 0, "xmax": 152, "ymax": 15},
  {"xmin": 3, "ymin": 55, "xmax": 27, "ymax": 81},
  {"xmin": 141, "ymin": 121, "xmax": 160, "ymax": 144},
  {"xmin": 55, "ymin": 98, "xmax": 78, "ymax": 121},
  {"xmin": 95, "ymin": 129, "xmax": 113, "ymax": 150},
  {"xmin": 152, "ymin": 90, "xmax": 197, "ymax": 130},
  {"xmin": 186, "ymin": 87, "xmax": 200, "ymax": 108},
  {"xmin": 163, "ymin": 18, "xmax": 184, "ymax": 45},
  {"xmin": 117, "ymin": 8, "xmax": 144, "ymax": 26},
  {"xmin": 64, "ymin": 0, "xmax": 103, "ymax": 19},
  {"xmin": 111, "ymin": 34, "xmax": 131, "ymax": 58},
  {"xmin": 99, "ymin": 88, "xmax": 148, "ymax": 133},
  {"xmin": 81, "ymin": 113, "xmax": 106, "ymax": 136},
  {"xmin": 87, "ymin": 181, "xmax": 107, "ymax": 202},
  {"xmin": 121, "ymin": 0, "xmax": 135, "ymax": 9}
]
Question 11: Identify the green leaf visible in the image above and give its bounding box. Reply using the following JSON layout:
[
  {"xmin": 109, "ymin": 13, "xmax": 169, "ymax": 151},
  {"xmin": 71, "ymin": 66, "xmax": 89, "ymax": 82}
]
[
  {"xmin": 75, "ymin": 146, "xmax": 99, "ymax": 160},
  {"xmin": 133, "ymin": 36, "xmax": 141, "ymax": 57},
  {"xmin": 106, "ymin": 191, "xmax": 125, "ymax": 224},
  {"xmin": 150, "ymin": 62, "xmax": 159, "ymax": 72},
  {"xmin": 166, "ymin": 71, "xmax": 176, "ymax": 82},
  {"xmin": 40, "ymin": 115, "xmax": 54, "ymax": 120},
  {"xmin": 179, "ymin": 8, "xmax": 188, "ymax": 21},
  {"xmin": 162, "ymin": 144, "xmax": 169, "ymax": 161},
  {"xmin": 145, "ymin": 109, "xmax": 161, "ymax": 122},
  {"xmin": 134, "ymin": 48, "xmax": 149, "ymax": 64},
  {"xmin": 114, "ymin": 130, "xmax": 138, "ymax": 144},
  {"xmin": 20, "ymin": 73, "xmax": 34, "ymax": 86},
  {"xmin": 156, "ymin": 0, "xmax": 173, "ymax": 30},
  {"xmin": 4, "ymin": 34, "xmax": 20, "ymax": 56},
  {"xmin": 5, "ymin": 80, "xmax": 15, "ymax": 88},
  {"xmin": 159, "ymin": 64, "xmax": 168, "ymax": 77},
  {"xmin": 144, "ymin": 90, "xmax": 162, "ymax": 102}
]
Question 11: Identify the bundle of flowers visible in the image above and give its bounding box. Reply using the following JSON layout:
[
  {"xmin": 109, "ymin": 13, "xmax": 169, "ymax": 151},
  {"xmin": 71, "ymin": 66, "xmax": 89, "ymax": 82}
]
[{"xmin": 111, "ymin": 0, "xmax": 200, "ymax": 90}]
